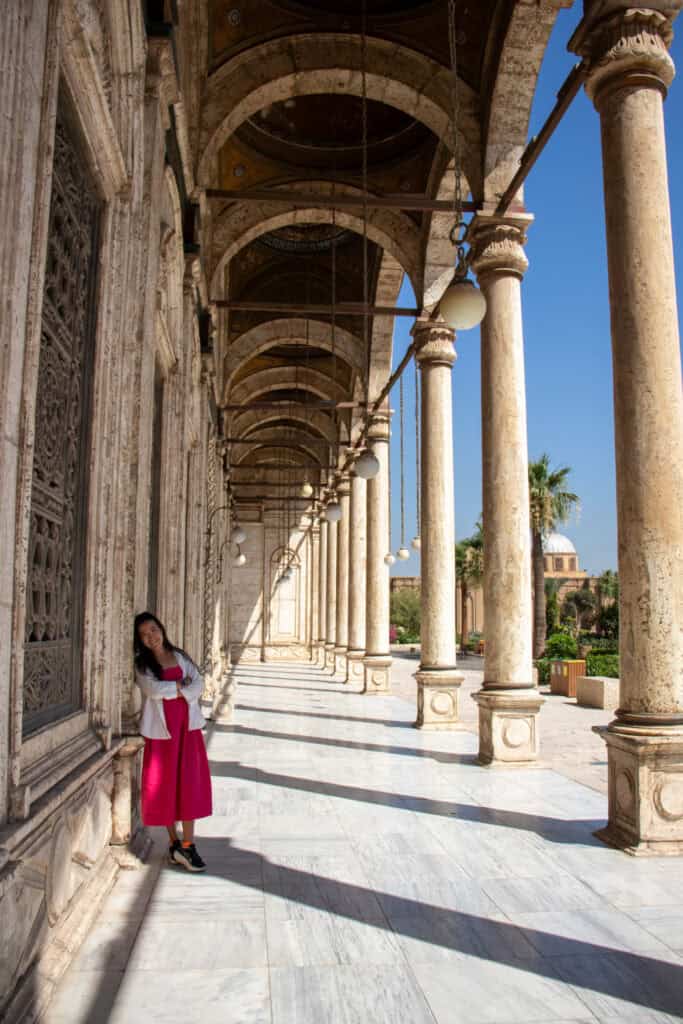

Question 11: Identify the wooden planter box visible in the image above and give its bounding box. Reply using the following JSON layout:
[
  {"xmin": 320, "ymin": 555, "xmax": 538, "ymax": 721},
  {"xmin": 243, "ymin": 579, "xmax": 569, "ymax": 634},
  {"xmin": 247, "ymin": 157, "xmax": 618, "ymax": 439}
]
[{"xmin": 550, "ymin": 659, "xmax": 586, "ymax": 698}]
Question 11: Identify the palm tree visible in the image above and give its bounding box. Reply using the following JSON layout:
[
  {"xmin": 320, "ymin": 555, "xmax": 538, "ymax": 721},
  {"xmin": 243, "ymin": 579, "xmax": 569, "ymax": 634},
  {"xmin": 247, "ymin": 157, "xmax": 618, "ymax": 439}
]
[
  {"xmin": 456, "ymin": 523, "xmax": 484, "ymax": 650},
  {"xmin": 529, "ymin": 454, "xmax": 580, "ymax": 658},
  {"xmin": 596, "ymin": 569, "xmax": 619, "ymax": 610}
]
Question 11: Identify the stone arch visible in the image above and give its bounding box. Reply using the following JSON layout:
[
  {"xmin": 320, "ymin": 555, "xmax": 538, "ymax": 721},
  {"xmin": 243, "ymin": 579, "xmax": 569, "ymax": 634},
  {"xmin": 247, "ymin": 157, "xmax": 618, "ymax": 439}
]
[
  {"xmin": 368, "ymin": 250, "xmax": 404, "ymax": 401},
  {"xmin": 421, "ymin": 152, "xmax": 461, "ymax": 314},
  {"xmin": 231, "ymin": 407, "xmax": 337, "ymax": 445},
  {"xmin": 229, "ymin": 366, "xmax": 346, "ymax": 406},
  {"xmin": 232, "ymin": 432, "xmax": 327, "ymax": 466},
  {"xmin": 484, "ymin": 1, "xmax": 572, "ymax": 201},
  {"xmin": 236, "ymin": 444, "xmax": 323, "ymax": 468},
  {"xmin": 209, "ymin": 183, "xmax": 422, "ymax": 301},
  {"xmin": 198, "ymin": 33, "xmax": 480, "ymax": 195},
  {"xmin": 223, "ymin": 319, "xmax": 363, "ymax": 398}
]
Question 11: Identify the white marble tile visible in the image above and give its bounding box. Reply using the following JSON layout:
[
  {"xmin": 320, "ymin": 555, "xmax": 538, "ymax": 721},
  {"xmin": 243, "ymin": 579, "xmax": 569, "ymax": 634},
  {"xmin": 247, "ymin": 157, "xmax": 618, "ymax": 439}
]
[
  {"xmin": 109, "ymin": 968, "xmax": 271, "ymax": 1024},
  {"xmin": 69, "ymin": 918, "xmax": 142, "ymax": 971},
  {"xmin": 412, "ymin": 956, "xmax": 591, "ymax": 1023},
  {"xmin": 623, "ymin": 905, "xmax": 683, "ymax": 954},
  {"xmin": 127, "ymin": 918, "xmax": 267, "ymax": 970},
  {"xmin": 270, "ymin": 964, "xmax": 436, "ymax": 1023},
  {"xmin": 513, "ymin": 908, "xmax": 678, "ymax": 958},
  {"xmin": 480, "ymin": 875, "xmax": 604, "ymax": 916},
  {"xmin": 42, "ymin": 969, "xmax": 123, "ymax": 1024},
  {"xmin": 552, "ymin": 952, "xmax": 683, "ymax": 1021}
]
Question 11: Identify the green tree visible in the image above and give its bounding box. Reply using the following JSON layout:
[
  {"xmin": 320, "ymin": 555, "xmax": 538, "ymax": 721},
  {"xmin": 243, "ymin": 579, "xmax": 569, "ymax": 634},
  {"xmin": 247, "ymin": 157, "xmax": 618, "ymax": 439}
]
[
  {"xmin": 455, "ymin": 522, "xmax": 484, "ymax": 649},
  {"xmin": 561, "ymin": 586, "xmax": 597, "ymax": 635},
  {"xmin": 390, "ymin": 589, "xmax": 421, "ymax": 639},
  {"xmin": 529, "ymin": 454, "xmax": 580, "ymax": 658},
  {"xmin": 544, "ymin": 577, "xmax": 567, "ymax": 636}
]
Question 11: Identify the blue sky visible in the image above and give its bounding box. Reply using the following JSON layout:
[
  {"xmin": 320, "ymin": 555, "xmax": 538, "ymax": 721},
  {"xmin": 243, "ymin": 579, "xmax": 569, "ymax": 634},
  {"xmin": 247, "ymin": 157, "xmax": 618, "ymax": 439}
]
[{"xmin": 388, "ymin": 5, "xmax": 683, "ymax": 577}]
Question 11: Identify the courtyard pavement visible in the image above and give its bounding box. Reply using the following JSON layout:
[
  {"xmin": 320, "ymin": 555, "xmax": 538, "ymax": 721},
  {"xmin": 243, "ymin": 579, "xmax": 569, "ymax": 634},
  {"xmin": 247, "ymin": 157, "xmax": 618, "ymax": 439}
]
[{"xmin": 45, "ymin": 656, "xmax": 683, "ymax": 1023}]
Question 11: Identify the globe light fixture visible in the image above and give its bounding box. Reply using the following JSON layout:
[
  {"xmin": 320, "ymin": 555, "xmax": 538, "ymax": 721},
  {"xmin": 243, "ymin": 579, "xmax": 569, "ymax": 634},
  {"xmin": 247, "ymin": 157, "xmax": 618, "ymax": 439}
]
[
  {"xmin": 411, "ymin": 536, "xmax": 421, "ymax": 551},
  {"xmin": 354, "ymin": 448, "xmax": 380, "ymax": 479},
  {"xmin": 384, "ymin": 552, "xmax": 396, "ymax": 566},
  {"xmin": 300, "ymin": 481, "xmax": 314, "ymax": 498},
  {"xmin": 438, "ymin": 276, "xmax": 487, "ymax": 330},
  {"xmin": 324, "ymin": 501, "xmax": 342, "ymax": 522},
  {"xmin": 231, "ymin": 524, "xmax": 247, "ymax": 545},
  {"xmin": 396, "ymin": 547, "xmax": 410, "ymax": 561},
  {"xmin": 234, "ymin": 551, "xmax": 246, "ymax": 567}
]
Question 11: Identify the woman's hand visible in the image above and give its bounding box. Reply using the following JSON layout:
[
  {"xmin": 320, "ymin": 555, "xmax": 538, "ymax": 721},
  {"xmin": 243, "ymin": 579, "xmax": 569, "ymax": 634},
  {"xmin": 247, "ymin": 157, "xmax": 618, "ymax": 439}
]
[{"xmin": 176, "ymin": 681, "xmax": 183, "ymax": 697}]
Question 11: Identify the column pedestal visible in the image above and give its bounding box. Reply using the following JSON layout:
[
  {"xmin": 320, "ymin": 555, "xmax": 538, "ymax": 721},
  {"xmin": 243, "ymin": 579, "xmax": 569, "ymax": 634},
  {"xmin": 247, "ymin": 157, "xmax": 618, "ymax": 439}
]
[
  {"xmin": 324, "ymin": 643, "xmax": 336, "ymax": 672},
  {"xmin": 594, "ymin": 726, "xmax": 683, "ymax": 855},
  {"xmin": 363, "ymin": 655, "xmax": 392, "ymax": 695},
  {"xmin": 415, "ymin": 670, "xmax": 463, "ymax": 729},
  {"xmin": 472, "ymin": 689, "xmax": 544, "ymax": 763},
  {"xmin": 346, "ymin": 649, "xmax": 366, "ymax": 686}
]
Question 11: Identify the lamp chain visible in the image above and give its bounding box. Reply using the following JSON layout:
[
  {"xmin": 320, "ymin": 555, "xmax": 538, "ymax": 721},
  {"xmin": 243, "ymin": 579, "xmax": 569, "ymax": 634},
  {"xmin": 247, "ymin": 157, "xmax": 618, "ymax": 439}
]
[
  {"xmin": 447, "ymin": 0, "xmax": 467, "ymax": 275},
  {"xmin": 415, "ymin": 366, "xmax": 420, "ymax": 533},
  {"xmin": 400, "ymin": 373, "xmax": 406, "ymax": 547}
]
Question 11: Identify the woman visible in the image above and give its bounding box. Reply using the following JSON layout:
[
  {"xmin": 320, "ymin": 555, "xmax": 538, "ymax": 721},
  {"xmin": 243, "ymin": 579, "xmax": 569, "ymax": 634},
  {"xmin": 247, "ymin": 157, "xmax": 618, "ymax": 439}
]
[{"xmin": 134, "ymin": 612, "xmax": 212, "ymax": 872}]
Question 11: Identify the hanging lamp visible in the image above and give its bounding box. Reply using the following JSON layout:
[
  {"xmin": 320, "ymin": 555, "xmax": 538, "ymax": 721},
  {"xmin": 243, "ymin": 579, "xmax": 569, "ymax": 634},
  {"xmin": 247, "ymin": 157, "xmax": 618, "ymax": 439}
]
[
  {"xmin": 300, "ymin": 481, "xmax": 314, "ymax": 498},
  {"xmin": 438, "ymin": 0, "xmax": 486, "ymax": 331},
  {"xmin": 355, "ymin": 447, "xmax": 380, "ymax": 479},
  {"xmin": 231, "ymin": 523, "xmax": 246, "ymax": 545}
]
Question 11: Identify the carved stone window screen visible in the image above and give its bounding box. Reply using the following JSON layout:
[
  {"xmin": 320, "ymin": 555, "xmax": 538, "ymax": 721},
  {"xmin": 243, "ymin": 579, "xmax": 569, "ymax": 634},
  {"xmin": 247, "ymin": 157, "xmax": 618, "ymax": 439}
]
[{"xmin": 23, "ymin": 84, "xmax": 102, "ymax": 736}]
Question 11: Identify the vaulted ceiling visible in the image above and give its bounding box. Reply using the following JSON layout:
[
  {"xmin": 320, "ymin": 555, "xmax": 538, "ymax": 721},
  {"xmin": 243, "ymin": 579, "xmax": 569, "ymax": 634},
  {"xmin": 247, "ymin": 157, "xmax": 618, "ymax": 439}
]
[{"xmin": 173, "ymin": 0, "xmax": 571, "ymax": 501}]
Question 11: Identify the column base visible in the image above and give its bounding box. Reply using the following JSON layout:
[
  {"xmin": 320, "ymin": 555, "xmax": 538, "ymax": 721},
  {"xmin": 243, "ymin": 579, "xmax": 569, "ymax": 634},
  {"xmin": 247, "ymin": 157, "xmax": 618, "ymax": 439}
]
[
  {"xmin": 362, "ymin": 655, "xmax": 392, "ymax": 694},
  {"xmin": 346, "ymin": 650, "xmax": 366, "ymax": 686},
  {"xmin": 415, "ymin": 668, "xmax": 463, "ymax": 729},
  {"xmin": 324, "ymin": 643, "xmax": 336, "ymax": 672},
  {"xmin": 212, "ymin": 670, "xmax": 236, "ymax": 723},
  {"xmin": 313, "ymin": 643, "xmax": 326, "ymax": 667},
  {"xmin": 593, "ymin": 722, "xmax": 683, "ymax": 855},
  {"xmin": 471, "ymin": 688, "xmax": 544, "ymax": 763},
  {"xmin": 334, "ymin": 646, "xmax": 348, "ymax": 677}
]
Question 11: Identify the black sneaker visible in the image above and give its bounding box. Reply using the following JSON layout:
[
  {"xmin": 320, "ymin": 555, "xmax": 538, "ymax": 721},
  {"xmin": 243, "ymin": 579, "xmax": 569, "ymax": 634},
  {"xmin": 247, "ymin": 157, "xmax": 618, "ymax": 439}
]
[
  {"xmin": 172, "ymin": 843, "xmax": 206, "ymax": 872},
  {"xmin": 168, "ymin": 839, "xmax": 181, "ymax": 865}
]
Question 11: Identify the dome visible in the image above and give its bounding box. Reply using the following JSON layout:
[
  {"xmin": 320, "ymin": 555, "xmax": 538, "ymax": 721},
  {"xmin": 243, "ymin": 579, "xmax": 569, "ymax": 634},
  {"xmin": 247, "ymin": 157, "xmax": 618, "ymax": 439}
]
[{"xmin": 543, "ymin": 531, "xmax": 577, "ymax": 555}]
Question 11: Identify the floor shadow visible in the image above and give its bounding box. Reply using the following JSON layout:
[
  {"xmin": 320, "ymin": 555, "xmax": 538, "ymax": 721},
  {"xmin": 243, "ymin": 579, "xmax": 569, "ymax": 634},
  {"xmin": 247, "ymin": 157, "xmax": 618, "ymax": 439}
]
[
  {"xmin": 194, "ymin": 837, "xmax": 683, "ymax": 1019},
  {"xmin": 234, "ymin": 679, "xmax": 359, "ymax": 696},
  {"xmin": 210, "ymin": 721, "xmax": 477, "ymax": 765},
  {"xmin": 207, "ymin": 759, "xmax": 604, "ymax": 846},
  {"xmin": 235, "ymin": 702, "xmax": 411, "ymax": 729}
]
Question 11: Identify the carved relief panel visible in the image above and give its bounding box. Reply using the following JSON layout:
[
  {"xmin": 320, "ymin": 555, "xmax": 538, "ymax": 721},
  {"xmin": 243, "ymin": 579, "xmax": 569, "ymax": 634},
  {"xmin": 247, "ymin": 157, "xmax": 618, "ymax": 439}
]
[{"xmin": 23, "ymin": 86, "xmax": 102, "ymax": 735}]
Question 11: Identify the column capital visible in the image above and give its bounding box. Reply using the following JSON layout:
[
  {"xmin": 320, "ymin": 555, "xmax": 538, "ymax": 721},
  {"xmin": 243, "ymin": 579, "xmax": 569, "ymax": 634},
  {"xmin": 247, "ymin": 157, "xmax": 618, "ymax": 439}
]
[
  {"xmin": 337, "ymin": 473, "xmax": 351, "ymax": 497},
  {"xmin": 569, "ymin": 7, "xmax": 676, "ymax": 107},
  {"xmin": 469, "ymin": 214, "xmax": 533, "ymax": 283},
  {"xmin": 412, "ymin": 319, "xmax": 456, "ymax": 368},
  {"xmin": 367, "ymin": 413, "xmax": 391, "ymax": 443}
]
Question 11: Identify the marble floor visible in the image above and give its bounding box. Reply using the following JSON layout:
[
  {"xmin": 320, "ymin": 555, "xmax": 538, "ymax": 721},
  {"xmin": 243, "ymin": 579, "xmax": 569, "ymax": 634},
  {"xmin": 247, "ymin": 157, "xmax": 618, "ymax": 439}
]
[{"xmin": 45, "ymin": 658, "xmax": 683, "ymax": 1024}]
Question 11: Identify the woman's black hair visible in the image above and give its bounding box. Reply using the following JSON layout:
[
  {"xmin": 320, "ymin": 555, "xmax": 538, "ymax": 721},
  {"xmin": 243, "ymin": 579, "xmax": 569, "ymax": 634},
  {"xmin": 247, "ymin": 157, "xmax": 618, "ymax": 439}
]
[{"xmin": 133, "ymin": 611, "xmax": 197, "ymax": 679}]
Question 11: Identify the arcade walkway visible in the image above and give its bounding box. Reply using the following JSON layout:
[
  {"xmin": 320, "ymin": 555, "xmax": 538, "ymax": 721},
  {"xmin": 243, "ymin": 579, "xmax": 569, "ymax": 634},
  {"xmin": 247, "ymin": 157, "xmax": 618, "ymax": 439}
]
[{"xmin": 46, "ymin": 659, "xmax": 683, "ymax": 1023}]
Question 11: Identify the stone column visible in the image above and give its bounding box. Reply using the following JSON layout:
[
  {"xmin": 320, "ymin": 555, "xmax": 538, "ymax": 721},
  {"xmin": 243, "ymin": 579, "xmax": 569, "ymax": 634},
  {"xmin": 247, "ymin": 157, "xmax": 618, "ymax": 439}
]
[
  {"xmin": 413, "ymin": 321, "xmax": 462, "ymax": 727},
  {"xmin": 570, "ymin": 5, "xmax": 683, "ymax": 853},
  {"xmin": 309, "ymin": 520, "xmax": 320, "ymax": 661},
  {"xmin": 334, "ymin": 476, "xmax": 351, "ymax": 676},
  {"xmin": 317, "ymin": 516, "xmax": 328, "ymax": 666},
  {"xmin": 469, "ymin": 215, "xmax": 544, "ymax": 762},
  {"xmin": 324, "ymin": 517, "xmax": 338, "ymax": 671},
  {"xmin": 347, "ymin": 470, "xmax": 368, "ymax": 687},
  {"xmin": 363, "ymin": 414, "xmax": 392, "ymax": 693}
]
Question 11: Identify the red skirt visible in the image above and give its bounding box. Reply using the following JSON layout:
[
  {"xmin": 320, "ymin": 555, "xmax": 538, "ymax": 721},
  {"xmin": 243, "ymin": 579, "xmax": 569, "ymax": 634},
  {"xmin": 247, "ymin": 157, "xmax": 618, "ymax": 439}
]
[{"xmin": 141, "ymin": 698, "xmax": 213, "ymax": 826}]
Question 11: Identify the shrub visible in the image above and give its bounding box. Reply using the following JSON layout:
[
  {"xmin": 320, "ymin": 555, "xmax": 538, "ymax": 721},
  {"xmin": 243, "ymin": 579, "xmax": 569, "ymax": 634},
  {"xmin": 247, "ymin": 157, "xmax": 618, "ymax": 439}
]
[
  {"xmin": 597, "ymin": 603, "xmax": 619, "ymax": 639},
  {"xmin": 545, "ymin": 632, "xmax": 578, "ymax": 659},
  {"xmin": 585, "ymin": 636, "xmax": 618, "ymax": 655},
  {"xmin": 389, "ymin": 625, "xmax": 399, "ymax": 643},
  {"xmin": 586, "ymin": 652, "xmax": 620, "ymax": 678},
  {"xmin": 535, "ymin": 658, "xmax": 551, "ymax": 684}
]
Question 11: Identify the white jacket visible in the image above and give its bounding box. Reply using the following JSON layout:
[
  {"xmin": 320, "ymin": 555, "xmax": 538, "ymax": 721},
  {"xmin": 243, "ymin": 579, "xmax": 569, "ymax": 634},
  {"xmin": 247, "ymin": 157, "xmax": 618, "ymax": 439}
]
[{"xmin": 135, "ymin": 651, "xmax": 205, "ymax": 739}]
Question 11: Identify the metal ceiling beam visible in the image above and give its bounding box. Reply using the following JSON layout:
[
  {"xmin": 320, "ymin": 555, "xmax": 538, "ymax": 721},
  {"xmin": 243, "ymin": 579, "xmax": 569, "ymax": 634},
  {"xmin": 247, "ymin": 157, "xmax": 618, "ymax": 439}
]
[
  {"xmin": 222, "ymin": 437, "xmax": 338, "ymax": 447},
  {"xmin": 496, "ymin": 62, "xmax": 587, "ymax": 216},
  {"xmin": 222, "ymin": 400, "xmax": 366, "ymax": 411},
  {"xmin": 205, "ymin": 187, "xmax": 481, "ymax": 214},
  {"xmin": 211, "ymin": 300, "xmax": 419, "ymax": 317}
]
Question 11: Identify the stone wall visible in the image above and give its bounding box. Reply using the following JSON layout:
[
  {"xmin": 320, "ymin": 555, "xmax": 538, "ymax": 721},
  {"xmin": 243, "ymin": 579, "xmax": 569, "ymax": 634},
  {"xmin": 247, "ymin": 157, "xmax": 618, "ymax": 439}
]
[{"xmin": 0, "ymin": 3, "xmax": 223, "ymax": 1018}]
